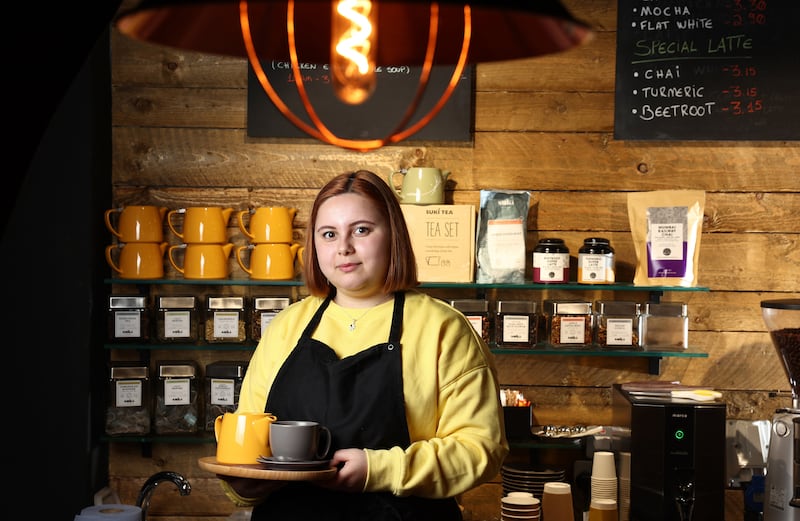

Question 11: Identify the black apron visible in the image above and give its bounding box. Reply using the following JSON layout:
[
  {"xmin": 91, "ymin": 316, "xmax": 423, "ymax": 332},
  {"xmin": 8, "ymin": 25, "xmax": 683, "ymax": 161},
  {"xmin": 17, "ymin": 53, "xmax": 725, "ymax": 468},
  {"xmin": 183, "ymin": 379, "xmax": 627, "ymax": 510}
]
[{"xmin": 253, "ymin": 292, "xmax": 462, "ymax": 521}]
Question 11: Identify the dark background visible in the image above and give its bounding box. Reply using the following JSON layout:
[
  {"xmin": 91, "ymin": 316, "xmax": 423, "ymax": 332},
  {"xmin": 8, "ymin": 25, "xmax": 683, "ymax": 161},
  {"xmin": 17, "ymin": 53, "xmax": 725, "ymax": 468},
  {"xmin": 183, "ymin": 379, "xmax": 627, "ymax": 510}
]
[{"xmin": 5, "ymin": 3, "xmax": 122, "ymax": 516}]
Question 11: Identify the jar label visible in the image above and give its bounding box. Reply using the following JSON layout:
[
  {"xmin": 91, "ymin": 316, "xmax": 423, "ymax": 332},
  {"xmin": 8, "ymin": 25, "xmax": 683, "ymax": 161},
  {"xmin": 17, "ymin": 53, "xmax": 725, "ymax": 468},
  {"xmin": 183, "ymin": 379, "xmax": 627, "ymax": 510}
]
[
  {"xmin": 114, "ymin": 311, "xmax": 142, "ymax": 338},
  {"xmin": 559, "ymin": 316, "xmax": 587, "ymax": 344},
  {"xmin": 606, "ymin": 318, "xmax": 634, "ymax": 345},
  {"xmin": 533, "ymin": 252, "xmax": 570, "ymax": 282},
  {"xmin": 578, "ymin": 253, "xmax": 614, "ymax": 283},
  {"xmin": 259, "ymin": 311, "xmax": 279, "ymax": 337},
  {"xmin": 210, "ymin": 378, "xmax": 235, "ymax": 406},
  {"xmin": 213, "ymin": 311, "xmax": 241, "ymax": 339},
  {"xmin": 163, "ymin": 310, "xmax": 192, "ymax": 338},
  {"xmin": 501, "ymin": 315, "xmax": 531, "ymax": 344},
  {"xmin": 115, "ymin": 380, "xmax": 143, "ymax": 407},
  {"xmin": 164, "ymin": 378, "xmax": 191, "ymax": 405}
]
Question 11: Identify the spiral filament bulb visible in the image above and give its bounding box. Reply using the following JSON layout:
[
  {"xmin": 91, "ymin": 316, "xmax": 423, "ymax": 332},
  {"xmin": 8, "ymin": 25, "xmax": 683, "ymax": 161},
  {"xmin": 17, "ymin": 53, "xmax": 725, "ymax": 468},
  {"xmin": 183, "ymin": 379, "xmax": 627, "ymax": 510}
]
[{"xmin": 331, "ymin": 0, "xmax": 377, "ymax": 104}]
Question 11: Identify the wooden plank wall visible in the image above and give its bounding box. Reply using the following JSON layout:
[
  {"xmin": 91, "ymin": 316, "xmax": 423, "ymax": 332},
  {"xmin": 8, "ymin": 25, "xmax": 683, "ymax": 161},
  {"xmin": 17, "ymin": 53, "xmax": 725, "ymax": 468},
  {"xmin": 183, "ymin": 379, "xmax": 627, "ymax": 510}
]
[{"xmin": 107, "ymin": 1, "xmax": 800, "ymax": 519}]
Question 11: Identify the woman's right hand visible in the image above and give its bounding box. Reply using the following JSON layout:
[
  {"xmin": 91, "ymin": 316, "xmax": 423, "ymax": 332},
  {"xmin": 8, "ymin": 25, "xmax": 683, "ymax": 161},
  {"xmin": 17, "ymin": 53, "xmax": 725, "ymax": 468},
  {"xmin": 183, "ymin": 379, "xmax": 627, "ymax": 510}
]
[{"xmin": 318, "ymin": 448, "xmax": 367, "ymax": 492}]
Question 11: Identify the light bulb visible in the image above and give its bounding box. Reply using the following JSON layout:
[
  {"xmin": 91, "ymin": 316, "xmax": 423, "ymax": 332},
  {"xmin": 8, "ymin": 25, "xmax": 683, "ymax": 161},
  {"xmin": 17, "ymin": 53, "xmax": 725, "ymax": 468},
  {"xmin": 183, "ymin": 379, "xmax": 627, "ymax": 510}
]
[{"xmin": 331, "ymin": 0, "xmax": 377, "ymax": 104}]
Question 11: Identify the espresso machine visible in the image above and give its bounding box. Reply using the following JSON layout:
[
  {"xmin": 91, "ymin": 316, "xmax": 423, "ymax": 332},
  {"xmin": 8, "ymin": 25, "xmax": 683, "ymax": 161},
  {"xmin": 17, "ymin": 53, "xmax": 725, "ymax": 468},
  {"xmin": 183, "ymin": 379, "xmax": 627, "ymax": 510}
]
[{"xmin": 762, "ymin": 299, "xmax": 800, "ymax": 521}]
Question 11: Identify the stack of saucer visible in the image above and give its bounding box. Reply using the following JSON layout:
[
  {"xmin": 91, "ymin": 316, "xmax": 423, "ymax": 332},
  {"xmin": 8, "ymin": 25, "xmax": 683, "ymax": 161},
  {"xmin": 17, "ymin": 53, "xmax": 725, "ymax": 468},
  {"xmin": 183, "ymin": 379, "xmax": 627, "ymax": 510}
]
[
  {"xmin": 591, "ymin": 451, "xmax": 618, "ymax": 504},
  {"xmin": 501, "ymin": 462, "xmax": 566, "ymax": 499},
  {"xmin": 501, "ymin": 492, "xmax": 541, "ymax": 521}
]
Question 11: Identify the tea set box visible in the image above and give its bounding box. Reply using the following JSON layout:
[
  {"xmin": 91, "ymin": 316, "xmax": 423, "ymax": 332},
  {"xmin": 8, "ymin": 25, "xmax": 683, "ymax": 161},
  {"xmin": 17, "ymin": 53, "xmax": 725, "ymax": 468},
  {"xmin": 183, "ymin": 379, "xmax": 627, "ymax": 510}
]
[{"xmin": 401, "ymin": 204, "xmax": 476, "ymax": 283}]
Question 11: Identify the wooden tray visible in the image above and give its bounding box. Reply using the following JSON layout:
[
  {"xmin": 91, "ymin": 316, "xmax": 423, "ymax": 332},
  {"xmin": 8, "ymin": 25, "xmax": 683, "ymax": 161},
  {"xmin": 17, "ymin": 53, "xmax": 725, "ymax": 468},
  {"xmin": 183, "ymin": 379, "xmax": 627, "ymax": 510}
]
[{"xmin": 198, "ymin": 456, "xmax": 337, "ymax": 481}]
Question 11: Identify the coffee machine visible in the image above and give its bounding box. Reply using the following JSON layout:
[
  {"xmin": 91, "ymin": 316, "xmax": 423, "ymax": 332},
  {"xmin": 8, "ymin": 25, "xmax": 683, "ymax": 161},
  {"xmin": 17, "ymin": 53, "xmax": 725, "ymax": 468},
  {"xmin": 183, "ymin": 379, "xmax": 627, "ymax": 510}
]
[
  {"xmin": 762, "ymin": 299, "xmax": 800, "ymax": 521},
  {"xmin": 612, "ymin": 384, "xmax": 726, "ymax": 520}
]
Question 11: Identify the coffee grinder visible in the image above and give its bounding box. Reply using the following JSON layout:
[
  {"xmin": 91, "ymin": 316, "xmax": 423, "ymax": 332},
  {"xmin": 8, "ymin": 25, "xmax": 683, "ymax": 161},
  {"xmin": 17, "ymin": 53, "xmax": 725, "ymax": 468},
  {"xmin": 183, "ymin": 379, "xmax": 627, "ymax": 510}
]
[{"xmin": 761, "ymin": 299, "xmax": 800, "ymax": 521}]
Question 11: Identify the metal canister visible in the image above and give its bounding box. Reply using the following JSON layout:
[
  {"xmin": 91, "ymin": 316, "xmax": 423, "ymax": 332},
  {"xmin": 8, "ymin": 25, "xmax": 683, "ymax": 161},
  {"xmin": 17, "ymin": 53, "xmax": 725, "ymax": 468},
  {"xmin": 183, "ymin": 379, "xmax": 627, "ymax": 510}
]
[
  {"xmin": 642, "ymin": 301, "xmax": 689, "ymax": 350},
  {"xmin": 450, "ymin": 299, "xmax": 491, "ymax": 343},
  {"xmin": 107, "ymin": 295, "xmax": 151, "ymax": 343},
  {"xmin": 155, "ymin": 295, "xmax": 199, "ymax": 343},
  {"xmin": 105, "ymin": 363, "xmax": 151, "ymax": 436},
  {"xmin": 578, "ymin": 237, "xmax": 615, "ymax": 284},
  {"xmin": 595, "ymin": 300, "xmax": 641, "ymax": 349},
  {"xmin": 204, "ymin": 361, "xmax": 248, "ymax": 432},
  {"xmin": 543, "ymin": 299, "xmax": 594, "ymax": 346},
  {"xmin": 249, "ymin": 297, "xmax": 291, "ymax": 342},
  {"xmin": 154, "ymin": 361, "xmax": 200, "ymax": 434},
  {"xmin": 532, "ymin": 238, "xmax": 570, "ymax": 283},
  {"xmin": 495, "ymin": 300, "xmax": 538, "ymax": 347},
  {"xmin": 205, "ymin": 296, "xmax": 247, "ymax": 343}
]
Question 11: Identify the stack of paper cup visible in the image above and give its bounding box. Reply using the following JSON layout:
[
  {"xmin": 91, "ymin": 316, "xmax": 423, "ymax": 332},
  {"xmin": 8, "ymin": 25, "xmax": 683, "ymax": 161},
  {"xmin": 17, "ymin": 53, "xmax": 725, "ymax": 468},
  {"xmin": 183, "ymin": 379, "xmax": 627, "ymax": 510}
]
[
  {"xmin": 591, "ymin": 451, "xmax": 618, "ymax": 503},
  {"xmin": 618, "ymin": 451, "xmax": 631, "ymax": 521},
  {"xmin": 588, "ymin": 498, "xmax": 619, "ymax": 521},
  {"xmin": 501, "ymin": 491, "xmax": 541, "ymax": 521}
]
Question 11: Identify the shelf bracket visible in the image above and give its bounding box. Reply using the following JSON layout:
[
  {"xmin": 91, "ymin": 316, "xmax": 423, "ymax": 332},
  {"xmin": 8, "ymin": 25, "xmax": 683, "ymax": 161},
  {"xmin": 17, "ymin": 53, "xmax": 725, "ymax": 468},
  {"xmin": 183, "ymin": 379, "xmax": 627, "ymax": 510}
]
[
  {"xmin": 648, "ymin": 357, "xmax": 662, "ymax": 375},
  {"xmin": 140, "ymin": 442, "xmax": 152, "ymax": 458}
]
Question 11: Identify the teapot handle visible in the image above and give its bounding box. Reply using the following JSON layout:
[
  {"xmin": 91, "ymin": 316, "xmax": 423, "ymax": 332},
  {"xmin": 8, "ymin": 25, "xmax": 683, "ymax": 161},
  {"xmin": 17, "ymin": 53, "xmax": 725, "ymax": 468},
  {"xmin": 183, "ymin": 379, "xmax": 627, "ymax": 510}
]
[
  {"xmin": 236, "ymin": 210, "xmax": 255, "ymax": 241},
  {"xmin": 388, "ymin": 170, "xmax": 406, "ymax": 196},
  {"xmin": 104, "ymin": 208, "xmax": 123, "ymax": 239},
  {"xmin": 166, "ymin": 209, "xmax": 185, "ymax": 241}
]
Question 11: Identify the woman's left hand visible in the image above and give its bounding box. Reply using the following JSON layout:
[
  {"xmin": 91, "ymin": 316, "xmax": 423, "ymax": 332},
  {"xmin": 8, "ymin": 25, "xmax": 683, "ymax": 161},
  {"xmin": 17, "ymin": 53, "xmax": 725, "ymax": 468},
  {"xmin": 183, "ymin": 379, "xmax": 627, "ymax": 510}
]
[{"xmin": 318, "ymin": 448, "xmax": 368, "ymax": 492}]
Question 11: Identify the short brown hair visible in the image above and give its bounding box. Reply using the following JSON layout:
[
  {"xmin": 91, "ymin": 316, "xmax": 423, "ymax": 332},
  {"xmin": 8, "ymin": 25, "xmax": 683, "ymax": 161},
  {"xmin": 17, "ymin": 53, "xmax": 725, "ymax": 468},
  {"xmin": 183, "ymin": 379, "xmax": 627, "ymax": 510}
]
[{"xmin": 303, "ymin": 170, "xmax": 419, "ymax": 296}]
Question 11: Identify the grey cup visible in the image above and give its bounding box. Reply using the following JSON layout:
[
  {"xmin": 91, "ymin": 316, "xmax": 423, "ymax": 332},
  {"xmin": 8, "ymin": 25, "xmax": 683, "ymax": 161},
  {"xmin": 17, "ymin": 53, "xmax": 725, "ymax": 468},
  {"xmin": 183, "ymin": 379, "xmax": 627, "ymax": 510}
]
[{"xmin": 269, "ymin": 420, "xmax": 332, "ymax": 461}]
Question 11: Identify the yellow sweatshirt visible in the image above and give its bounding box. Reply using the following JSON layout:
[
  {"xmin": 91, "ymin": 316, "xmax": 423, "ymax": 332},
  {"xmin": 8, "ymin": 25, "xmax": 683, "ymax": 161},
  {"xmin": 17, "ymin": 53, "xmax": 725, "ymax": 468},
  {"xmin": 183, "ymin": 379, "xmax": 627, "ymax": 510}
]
[{"xmin": 236, "ymin": 290, "xmax": 509, "ymax": 499}]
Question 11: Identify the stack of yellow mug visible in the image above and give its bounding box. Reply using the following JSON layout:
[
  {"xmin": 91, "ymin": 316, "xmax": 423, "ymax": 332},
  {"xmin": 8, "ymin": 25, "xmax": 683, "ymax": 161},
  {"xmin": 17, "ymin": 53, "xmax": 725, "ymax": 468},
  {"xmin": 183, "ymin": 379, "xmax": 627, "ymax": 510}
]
[
  {"xmin": 236, "ymin": 207, "xmax": 302, "ymax": 280},
  {"xmin": 166, "ymin": 207, "xmax": 235, "ymax": 279},
  {"xmin": 105, "ymin": 205, "xmax": 169, "ymax": 279}
]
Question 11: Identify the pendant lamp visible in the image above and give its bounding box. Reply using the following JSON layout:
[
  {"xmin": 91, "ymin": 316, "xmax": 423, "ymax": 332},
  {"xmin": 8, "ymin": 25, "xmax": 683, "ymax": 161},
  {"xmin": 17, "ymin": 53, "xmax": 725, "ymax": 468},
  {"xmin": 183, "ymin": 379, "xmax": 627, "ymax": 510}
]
[{"xmin": 115, "ymin": 0, "xmax": 593, "ymax": 151}]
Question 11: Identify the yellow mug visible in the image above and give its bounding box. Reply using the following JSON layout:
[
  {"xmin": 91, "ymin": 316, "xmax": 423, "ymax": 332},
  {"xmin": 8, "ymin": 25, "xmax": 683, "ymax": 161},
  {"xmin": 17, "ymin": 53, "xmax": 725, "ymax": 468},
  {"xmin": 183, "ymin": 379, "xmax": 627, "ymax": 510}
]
[
  {"xmin": 105, "ymin": 242, "xmax": 168, "ymax": 279},
  {"xmin": 104, "ymin": 205, "xmax": 168, "ymax": 243},
  {"xmin": 214, "ymin": 412, "xmax": 277, "ymax": 464},
  {"xmin": 236, "ymin": 243, "xmax": 301, "ymax": 280},
  {"xmin": 167, "ymin": 207, "xmax": 234, "ymax": 243},
  {"xmin": 237, "ymin": 206, "xmax": 297, "ymax": 244},
  {"xmin": 168, "ymin": 243, "xmax": 234, "ymax": 279}
]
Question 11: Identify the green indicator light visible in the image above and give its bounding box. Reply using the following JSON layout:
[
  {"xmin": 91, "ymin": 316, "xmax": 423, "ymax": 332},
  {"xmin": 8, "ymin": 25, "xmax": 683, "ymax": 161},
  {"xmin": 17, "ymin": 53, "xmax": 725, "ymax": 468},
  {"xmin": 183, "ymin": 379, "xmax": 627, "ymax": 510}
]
[{"xmin": 675, "ymin": 430, "xmax": 685, "ymax": 440}]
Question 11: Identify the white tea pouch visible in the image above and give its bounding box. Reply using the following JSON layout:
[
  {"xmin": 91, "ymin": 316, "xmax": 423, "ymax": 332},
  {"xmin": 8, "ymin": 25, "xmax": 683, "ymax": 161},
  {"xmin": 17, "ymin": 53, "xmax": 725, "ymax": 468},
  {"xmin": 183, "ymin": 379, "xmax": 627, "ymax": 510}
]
[
  {"xmin": 627, "ymin": 190, "xmax": 705, "ymax": 287},
  {"xmin": 476, "ymin": 190, "xmax": 530, "ymax": 283}
]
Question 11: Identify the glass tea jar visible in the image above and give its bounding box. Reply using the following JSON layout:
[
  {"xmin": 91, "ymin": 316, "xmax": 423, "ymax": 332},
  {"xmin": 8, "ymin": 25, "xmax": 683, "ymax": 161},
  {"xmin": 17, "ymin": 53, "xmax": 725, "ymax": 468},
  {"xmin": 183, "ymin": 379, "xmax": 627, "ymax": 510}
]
[
  {"xmin": 155, "ymin": 295, "xmax": 199, "ymax": 343},
  {"xmin": 154, "ymin": 360, "xmax": 200, "ymax": 434},
  {"xmin": 450, "ymin": 299, "xmax": 491, "ymax": 343},
  {"xmin": 543, "ymin": 299, "xmax": 594, "ymax": 347},
  {"xmin": 577, "ymin": 237, "xmax": 615, "ymax": 284},
  {"xmin": 532, "ymin": 238, "xmax": 570, "ymax": 283},
  {"xmin": 495, "ymin": 300, "xmax": 538, "ymax": 348},
  {"xmin": 107, "ymin": 295, "xmax": 151, "ymax": 343},
  {"xmin": 105, "ymin": 363, "xmax": 151, "ymax": 436},
  {"xmin": 249, "ymin": 297, "xmax": 291, "ymax": 343},
  {"xmin": 205, "ymin": 296, "xmax": 247, "ymax": 343},
  {"xmin": 595, "ymin": 300, "xmax": 641, "ymax": 349},
  {"xmin": 204, "ymin": 360, "xmax": 248, "ymax": 432},
  {"xmin": 642, "ymin": 301, "xmax": 689, "ymax": 350}
]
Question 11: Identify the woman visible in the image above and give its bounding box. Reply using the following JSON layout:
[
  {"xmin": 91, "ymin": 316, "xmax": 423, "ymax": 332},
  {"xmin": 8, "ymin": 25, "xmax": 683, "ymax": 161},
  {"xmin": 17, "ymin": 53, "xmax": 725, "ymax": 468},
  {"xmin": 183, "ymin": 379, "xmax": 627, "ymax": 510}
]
[{"xmin": 220, "ymin": 170, "xmax": 508, "ymax": 520}]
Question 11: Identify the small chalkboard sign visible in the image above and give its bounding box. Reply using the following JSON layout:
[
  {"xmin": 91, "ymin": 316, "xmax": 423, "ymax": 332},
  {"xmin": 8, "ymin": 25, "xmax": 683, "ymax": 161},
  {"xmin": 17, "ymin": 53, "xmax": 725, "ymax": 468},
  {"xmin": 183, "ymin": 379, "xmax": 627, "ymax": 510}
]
[
  {"xmin": 247, "ymin": 62, "xmax": 474, "ymax": 142},
  {"xmin": 614, "ymin": 1, "xmax": 800, "ymax": 140}
]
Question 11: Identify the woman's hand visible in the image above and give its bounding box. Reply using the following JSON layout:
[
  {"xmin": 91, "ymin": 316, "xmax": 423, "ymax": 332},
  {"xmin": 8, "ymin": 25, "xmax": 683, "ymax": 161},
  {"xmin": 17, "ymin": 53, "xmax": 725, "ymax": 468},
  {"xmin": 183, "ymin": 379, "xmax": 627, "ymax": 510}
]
[{"xmin": 319, "ymin": 448, "xmax": 368, "ymax": 492}]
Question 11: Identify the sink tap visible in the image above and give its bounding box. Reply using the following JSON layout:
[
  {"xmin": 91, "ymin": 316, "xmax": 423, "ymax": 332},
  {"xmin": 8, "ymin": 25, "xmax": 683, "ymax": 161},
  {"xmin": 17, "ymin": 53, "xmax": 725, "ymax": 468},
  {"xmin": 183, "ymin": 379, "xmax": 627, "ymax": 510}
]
[{"xmin": 136, "ymin": 471, "xmax": 192, "ymax": 520}]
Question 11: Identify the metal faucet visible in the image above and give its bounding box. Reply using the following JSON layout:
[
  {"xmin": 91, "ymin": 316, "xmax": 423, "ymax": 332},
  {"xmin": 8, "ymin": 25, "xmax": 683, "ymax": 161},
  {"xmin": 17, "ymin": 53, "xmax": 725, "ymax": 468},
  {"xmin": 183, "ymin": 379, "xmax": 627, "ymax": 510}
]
[{"xmin": 135, "ymin": 471, "xmax": 192, "ymax": 520}]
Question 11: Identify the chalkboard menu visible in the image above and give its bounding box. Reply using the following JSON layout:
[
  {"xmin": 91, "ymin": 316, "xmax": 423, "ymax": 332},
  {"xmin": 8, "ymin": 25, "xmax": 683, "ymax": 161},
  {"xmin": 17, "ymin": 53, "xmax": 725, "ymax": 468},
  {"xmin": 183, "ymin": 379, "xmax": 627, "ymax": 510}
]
[
  {"xmin": 614, "ymin": 0, "xmax": 800, "ymax": 140},
  {"xmin": 247, "ymin": 62, "xmax": 473, "ymax": 142}
]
